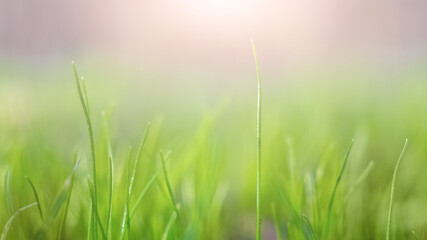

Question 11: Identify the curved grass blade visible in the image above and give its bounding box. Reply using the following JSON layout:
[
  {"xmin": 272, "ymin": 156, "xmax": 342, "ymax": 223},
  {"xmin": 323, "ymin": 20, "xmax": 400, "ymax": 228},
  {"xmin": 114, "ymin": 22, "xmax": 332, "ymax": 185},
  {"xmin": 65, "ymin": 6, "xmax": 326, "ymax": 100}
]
[
  {"xmin": 386, "ymin": 139, "xmax": 408, "ymax": 240},
  {"xmin": 1, "ymin": 202, "xmax": 38, "ymax": 240},
  {"xmin": 72, "ymin": 62, "xmax": 99, "ymax": 224},
  {"xmin": 251, "ymin": 39, "xmax": 262, "ymax": 240},
  {"xmin": 160, "ymin": 151, "xmax": 179, "ymax": 215},
  {"xmin": 302, "ymin": 214, "xmax": 318, "ymax": 240},
  {"xmin": 102, "ymin": 112, "xmax": 114, "ymax": 238},
  {"xmin": 4, "ymin": 169, "xmax": 25, "ymax": 239},
  {"xmin": 25, "ymin": 176, "xmax": 43, "ymax": 220},
  {"xmin": 161, "ymin": 211, "xmax": 178, "ymax": 240}
]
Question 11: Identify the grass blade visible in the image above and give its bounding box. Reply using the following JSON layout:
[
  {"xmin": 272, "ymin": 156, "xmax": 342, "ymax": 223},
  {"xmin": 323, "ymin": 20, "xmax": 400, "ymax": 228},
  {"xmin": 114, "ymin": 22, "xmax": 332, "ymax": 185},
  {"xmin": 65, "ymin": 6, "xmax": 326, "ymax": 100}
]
[
  {"xmin": 130, "ymin": 172, "xmax": 159, "ymax": 218},
  {"xmin": 120, "ymin": 147, "xmax": 133, "ymax": 240},
  {"xmin": 328, "ymin": 139, "xmax": 354, "ymax": 215},
  {"xmin": 88, "ymin": 179, "xmax": 107, "ymax": 240},
  {"xmin": 126, "ymin": 148, "xmax": 131, "ymax": 240},
  {"xmin": 130, "ymin": 152, "xmax": 172, "ymax": 218},
  {"xmin": 302, "ymin": 214, "xmax": 318, "ymax": 240},
  {"xmin": 4, "ymin": 169, "xmax": 25, "ymax": 239},
  {"xmin": 4, "ymin": 169, "xmax": 14, "ymax": 216},
  {"xmin": 251, "ymin": 39, "xmax": 262, "ymax": 240},
  {"xmin": 323, "ymin": 138, "xmax": 354, "ymax": 239},
  {"xmin": 160, "ymin": 151, "xmax": 179, "ymax": 215},
  {"xmin": 102, "ymin": 112, "xmax": 114, "ymax": 238},
  {"xmin": 386, "ymin": 139, "xmax": 408, "ymax": 240},
  {"xmin": 120, "ymin": 123, "xmax": 150, "ymax": 239},
  {"xmin": 161, "ymin": 211, "xmax": 178, "ymax": 240},
  {"xmin": 72, "ymin": 62, "xmax": 99, "ymax": 227},
  {"xmin": 1, "ymin": 202, "xmax": 38, "ymax": 240},
  {"xmin": 56, "ymin": 164, "xmax": 75, "ymax": 240},
  {"xmin": 129, "ymin": 122, "xmax": 151, "ymax": 197},
  {"xmin": 87, "ymin": 202, "xmax": 93, "ymax": 240},
  {"xmin": 25, "ymin": 176, "xmax": 43, "ymax": 220}
]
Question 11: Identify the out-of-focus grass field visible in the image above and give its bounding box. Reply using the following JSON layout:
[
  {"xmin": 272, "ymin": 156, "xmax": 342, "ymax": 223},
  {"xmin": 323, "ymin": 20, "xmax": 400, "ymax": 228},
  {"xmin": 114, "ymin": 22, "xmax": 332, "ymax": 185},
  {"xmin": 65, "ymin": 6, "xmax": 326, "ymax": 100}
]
[{"xmin": 1, "ymin": 59, "xmax": 427, "ymax": 239}]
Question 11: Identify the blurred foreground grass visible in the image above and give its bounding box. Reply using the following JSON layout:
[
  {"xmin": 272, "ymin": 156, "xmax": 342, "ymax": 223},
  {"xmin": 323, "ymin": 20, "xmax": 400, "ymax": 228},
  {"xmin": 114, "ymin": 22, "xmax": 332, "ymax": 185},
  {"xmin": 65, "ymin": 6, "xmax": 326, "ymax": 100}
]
[{"xmin": 1, "ymin": 60, "xmax": 427, "ymax": 239}]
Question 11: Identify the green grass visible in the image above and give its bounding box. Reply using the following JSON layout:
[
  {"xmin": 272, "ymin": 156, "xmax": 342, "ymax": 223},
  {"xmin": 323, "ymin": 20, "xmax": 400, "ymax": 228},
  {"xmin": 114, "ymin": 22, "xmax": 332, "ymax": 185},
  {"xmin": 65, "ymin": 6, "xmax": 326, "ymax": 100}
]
[
  {"xmin": 25, "ymin": 176, "xmax": 43, "ymax": 220},
  {"xmin": 159, "ymin": 151, "xmax": 179, "ymax": 216},
  {"xmin": 102, "ymin": 112, "xmax": 114, "ymax": 239},
  {"xmin": 322, "ymin": 139, "xmax": 354, "ymax": 239},
  {"xmin": 1, "ymin": 49, "xmax": 427, "ymax": 239},
  {"xmin": 1, "ymin": 202, "xmax": 38, "ymax": 240},
  {"xmin": 73, "ymin": 62, "xmax": 101, "ymax": 238},
  {"xmin": 251, "ymin": 39, "xmax": 262, "ymax": 240},
  {"xmin": 386, "ymin": 139, "xmax": 408, "ymax": 240}
]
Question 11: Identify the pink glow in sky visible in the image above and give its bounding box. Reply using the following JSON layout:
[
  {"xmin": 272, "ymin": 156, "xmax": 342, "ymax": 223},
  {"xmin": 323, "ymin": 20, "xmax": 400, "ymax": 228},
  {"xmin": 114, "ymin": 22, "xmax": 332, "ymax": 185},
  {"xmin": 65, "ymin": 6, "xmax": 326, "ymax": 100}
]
[{"xmin": 1, "ymin": 0, "xmax": 427, "ymax": 69}]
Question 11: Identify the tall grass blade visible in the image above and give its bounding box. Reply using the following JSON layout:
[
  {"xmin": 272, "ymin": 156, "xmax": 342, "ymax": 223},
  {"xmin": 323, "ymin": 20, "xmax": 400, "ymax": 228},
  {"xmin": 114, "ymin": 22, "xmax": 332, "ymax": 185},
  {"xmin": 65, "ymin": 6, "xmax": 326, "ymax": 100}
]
[
  {"xmin": 72, "ymin": 62, "xmax": 99, "ymax": 227},
  {"xmin": 386, "ymin": 139, "xmax": 408, "ymax": 240},
  {"xmin": 126, "ymin": 147, "xmax": 131, "ymax": 240},
  {"xmin": 1, "ymin": 202, "xmax": 38, "ymax": 240},
  {"xmin": 251, "ymin": 39, "xmax": 262, "ymax": 240},
  {"xmin": 161, "ymin": 211, "xmax": 178, "ymax": 240},
  {"xmin": 25, "ymin": 176, "xmax": 43, "ymax": 220}
]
